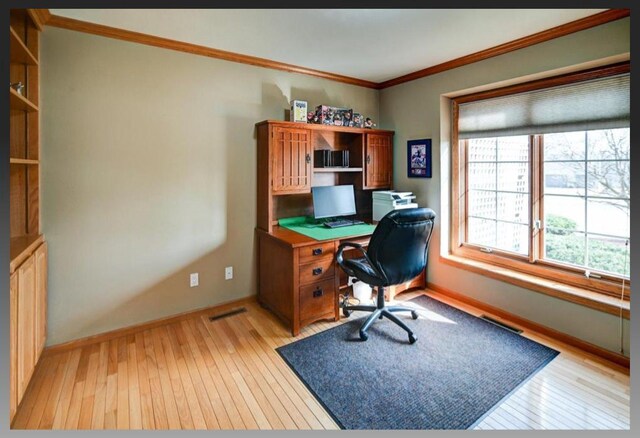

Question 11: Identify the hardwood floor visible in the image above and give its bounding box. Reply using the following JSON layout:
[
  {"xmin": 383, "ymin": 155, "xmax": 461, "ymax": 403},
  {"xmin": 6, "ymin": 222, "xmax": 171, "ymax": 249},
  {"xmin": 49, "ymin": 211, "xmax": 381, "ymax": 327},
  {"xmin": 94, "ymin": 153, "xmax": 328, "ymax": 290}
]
[{"xmin": 12, "ymin": 290, "xmax": 630, "ymax": 430}]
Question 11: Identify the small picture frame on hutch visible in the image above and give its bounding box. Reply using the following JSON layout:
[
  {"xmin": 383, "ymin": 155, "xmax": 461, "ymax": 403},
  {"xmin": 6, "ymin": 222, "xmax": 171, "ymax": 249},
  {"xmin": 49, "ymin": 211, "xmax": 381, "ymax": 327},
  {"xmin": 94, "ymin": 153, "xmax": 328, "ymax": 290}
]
[{"xmin": 407, "ymin": 138, "xmax": 432, "ymax": 178}]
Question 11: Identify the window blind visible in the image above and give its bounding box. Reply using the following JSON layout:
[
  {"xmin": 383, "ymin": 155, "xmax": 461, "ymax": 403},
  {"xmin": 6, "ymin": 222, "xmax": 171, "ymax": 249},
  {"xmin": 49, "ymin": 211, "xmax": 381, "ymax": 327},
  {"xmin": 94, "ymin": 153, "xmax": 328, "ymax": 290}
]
[{"xmin": 458, "ymin": 73, "xmax": 630, "ymax": 139}]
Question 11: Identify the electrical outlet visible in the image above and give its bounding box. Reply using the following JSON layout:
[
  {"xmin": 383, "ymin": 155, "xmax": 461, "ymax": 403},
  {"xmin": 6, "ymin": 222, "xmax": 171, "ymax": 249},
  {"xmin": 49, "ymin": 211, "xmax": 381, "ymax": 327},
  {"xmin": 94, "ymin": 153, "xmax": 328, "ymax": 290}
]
[
  {"xmin": 190, "ymin": 273, "xmax": 199, "ymax": 287},
  {"xmin": 225, "ymin": 266, "xmax": 233, "ymax": 280}
]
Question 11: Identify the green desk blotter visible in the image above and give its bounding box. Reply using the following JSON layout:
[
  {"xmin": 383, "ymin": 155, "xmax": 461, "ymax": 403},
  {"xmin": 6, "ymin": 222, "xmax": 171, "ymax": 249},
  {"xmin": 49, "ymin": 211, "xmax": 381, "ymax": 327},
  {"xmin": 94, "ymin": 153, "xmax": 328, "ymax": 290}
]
[{"xmin": 278, "ymin": 216, "xmax": 376, "ymax": 241}]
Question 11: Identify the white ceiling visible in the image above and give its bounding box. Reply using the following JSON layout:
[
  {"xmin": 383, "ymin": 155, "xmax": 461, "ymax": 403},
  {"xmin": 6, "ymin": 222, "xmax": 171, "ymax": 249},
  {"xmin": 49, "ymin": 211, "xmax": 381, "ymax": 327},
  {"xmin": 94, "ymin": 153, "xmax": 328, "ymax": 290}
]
[{"xmin": 50, "ymin": 9, "xmax": 605, "ymax": 83}]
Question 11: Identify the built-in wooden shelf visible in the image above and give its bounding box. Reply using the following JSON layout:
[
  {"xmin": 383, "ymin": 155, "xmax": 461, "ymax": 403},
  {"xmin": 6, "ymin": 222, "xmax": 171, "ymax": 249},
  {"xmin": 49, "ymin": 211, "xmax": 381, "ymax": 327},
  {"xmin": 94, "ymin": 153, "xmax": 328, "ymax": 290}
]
[
  {"xmin": 10, "ymin": 234, "xmax": 44, "ymax": 274},
  {"xmin": 9, "ymin": 87, "xmax": 38, "ymax": 112},
  {"xmin": 9, "ymin": 26, "xmax": 38, "ymax": 65},
  {"xmin": 314, "ymin": 167, "xmax": 364, "ymax": 173},
  {"xmin": 10, "ymin": 10, "xmax": 45, "ymax": 424},
  {"xmin": 10, "ymin": 158, "xmax": 39, "ymax": 165}
]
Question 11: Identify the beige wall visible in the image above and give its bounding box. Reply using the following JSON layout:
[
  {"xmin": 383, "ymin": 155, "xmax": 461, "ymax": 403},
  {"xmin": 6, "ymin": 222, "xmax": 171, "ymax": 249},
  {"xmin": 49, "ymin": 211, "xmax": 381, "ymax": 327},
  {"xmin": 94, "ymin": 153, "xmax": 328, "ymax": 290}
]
[
  {"xmin": 380, "ymin": 18, "xmax": 630, "ymax": 355},
  {"xmin": 42, "ymin": 18, "xmax": 630, "ymax": 353},
  {"xmin": 41, "ymin": 27, "xmax": 379, "ymax": 345}
]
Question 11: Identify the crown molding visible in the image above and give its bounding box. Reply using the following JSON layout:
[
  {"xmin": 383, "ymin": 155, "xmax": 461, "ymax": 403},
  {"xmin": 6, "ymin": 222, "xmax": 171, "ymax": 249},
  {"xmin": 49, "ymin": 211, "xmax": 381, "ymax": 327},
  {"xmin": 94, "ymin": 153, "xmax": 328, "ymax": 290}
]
[
  {"xmin": 378, "ymin": 9, "xmax": 630, "ymax": 89},
  {"xmin": 45, "ymin": 14, "xmax": 379, "ymax": 89},
  {"xmin": 27, "ymin": 8, "xmax": 52, "ymax": 31},
  {"xmin": 42, "ymin": 9, "xmax": 629, "ymax": 90}
]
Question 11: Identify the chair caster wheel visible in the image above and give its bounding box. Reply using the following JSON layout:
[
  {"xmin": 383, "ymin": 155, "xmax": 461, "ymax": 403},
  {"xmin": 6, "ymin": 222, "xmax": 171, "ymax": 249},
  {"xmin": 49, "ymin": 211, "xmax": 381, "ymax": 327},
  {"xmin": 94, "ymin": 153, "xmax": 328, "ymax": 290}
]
[
  {"xmin": 359, "ymin": 331, "xmax": 369, "ymax": 341},
  {"xmin": 411, "ymin": 310, "xmax": 419, "ymax": 320},
  {"xmin": 408, "ymin": 333, "xmax": 417, "ymax": 344},
  {"xmin": 343, "ymin": 308, "xmax": 352, "ymax": 318}
]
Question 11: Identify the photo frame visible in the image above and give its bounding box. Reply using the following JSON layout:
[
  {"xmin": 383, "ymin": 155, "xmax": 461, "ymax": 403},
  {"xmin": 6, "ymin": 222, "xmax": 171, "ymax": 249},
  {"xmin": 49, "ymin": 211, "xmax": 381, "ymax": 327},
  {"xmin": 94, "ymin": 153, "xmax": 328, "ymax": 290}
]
[{"xmin": 407, "ymin": 139, "xmax": 432, "ymax": 178}]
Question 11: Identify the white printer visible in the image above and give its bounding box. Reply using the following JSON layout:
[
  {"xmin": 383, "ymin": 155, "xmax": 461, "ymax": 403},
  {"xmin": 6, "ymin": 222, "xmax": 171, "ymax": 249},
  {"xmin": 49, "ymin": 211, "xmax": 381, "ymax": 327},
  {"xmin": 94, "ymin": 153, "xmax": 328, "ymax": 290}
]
[{"xmin": 372, "ymin": 191, "xmax": 418, "ymax": 222}]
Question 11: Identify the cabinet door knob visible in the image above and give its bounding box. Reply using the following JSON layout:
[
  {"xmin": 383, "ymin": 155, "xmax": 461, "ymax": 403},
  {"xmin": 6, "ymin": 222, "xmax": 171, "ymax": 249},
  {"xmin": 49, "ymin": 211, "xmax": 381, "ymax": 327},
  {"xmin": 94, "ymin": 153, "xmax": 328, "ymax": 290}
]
[
  {"xmin": 312, "ymin": 267, "xmax": 323, "ymax": 276},
  {"xmin": 313, "ymin": 288, "xmax": 324, "ymax": 298},
  {"xmin": 305, "ymin": 154, "xmax": 311, "ymax": 163},
  {"xmin": 366, "ymin": 155, "xmax": 371, "ymax": 164},
  {"xmin": 312, "ymin": 248, "xmax": 323, "ymax": 255}
]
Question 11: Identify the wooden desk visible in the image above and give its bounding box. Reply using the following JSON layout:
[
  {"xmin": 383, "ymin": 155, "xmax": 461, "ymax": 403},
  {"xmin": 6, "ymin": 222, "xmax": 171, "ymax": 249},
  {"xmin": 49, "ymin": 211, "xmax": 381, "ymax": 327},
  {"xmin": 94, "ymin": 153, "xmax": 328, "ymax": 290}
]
[
  {"xmin": 255, "ymin": 120, "xmax": 404, "ymax": 335},
  {"xmin": 256, "ymin": 226, "xmax": 424, "ymax": 336}
]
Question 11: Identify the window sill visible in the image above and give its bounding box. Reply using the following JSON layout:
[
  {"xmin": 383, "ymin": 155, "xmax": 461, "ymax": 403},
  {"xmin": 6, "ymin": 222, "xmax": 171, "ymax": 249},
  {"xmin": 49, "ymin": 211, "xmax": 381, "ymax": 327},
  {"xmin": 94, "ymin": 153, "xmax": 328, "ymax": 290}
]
[{"xmin": 440, "ymin": 254, "xmax": 630, "ymax": 318}]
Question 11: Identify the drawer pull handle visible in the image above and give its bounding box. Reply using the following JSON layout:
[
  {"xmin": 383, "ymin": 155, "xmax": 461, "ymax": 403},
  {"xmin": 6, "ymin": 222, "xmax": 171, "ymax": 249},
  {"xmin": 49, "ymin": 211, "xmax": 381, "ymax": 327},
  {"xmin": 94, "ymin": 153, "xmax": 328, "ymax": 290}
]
[
  {"xmin": 313, "ymin": 288, "xmax": 323, "ymax": 298},
  {"xmin": 312, "ymin": 248, "xmax": 323, "ymax": 256},
  {"xmin": 312, "ymin": 267, "xmax": 323, "ymax": 276}
]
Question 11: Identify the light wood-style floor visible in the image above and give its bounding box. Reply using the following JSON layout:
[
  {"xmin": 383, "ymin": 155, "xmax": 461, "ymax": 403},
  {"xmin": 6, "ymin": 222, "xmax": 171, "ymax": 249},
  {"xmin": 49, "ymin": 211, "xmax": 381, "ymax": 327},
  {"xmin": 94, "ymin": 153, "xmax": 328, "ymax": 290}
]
[{"xmin": 12, "ymin": 290, "xmax": 630, "ymax": 430}]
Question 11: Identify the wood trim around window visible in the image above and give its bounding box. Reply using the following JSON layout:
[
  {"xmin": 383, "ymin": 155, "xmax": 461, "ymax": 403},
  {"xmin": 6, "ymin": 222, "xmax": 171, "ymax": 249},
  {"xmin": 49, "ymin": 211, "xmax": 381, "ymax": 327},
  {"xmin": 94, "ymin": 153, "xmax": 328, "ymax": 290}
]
[
  {"xmin": 439, "ymin": 255, "xmax": 629, "ymax": 319},
  {"xmin": 453, "ymin": 61, "xmax": 630, "ymax": 104},
  {"xmin": 531, "ymin": 135, "xmax": 543, "ymax": 263},
  {"xmin": 450, "ymin": 62, "xmax": 631, "ymax": 306}
]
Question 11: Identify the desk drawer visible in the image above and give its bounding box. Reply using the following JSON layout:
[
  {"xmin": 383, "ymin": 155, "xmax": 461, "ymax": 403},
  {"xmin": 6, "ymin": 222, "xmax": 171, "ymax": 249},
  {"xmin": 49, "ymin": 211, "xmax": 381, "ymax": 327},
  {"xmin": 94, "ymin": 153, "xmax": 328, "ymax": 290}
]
[
  {"xmin": 299, "ymin": 279, "xmax": 335, "ymax": 322},
  {"xmin": 299, "ymin": 258, "xmax": 335, "ymax": 285},
  {"xmin": 299, "ymin": 241, "xmax": 335, "ymax": 264}
]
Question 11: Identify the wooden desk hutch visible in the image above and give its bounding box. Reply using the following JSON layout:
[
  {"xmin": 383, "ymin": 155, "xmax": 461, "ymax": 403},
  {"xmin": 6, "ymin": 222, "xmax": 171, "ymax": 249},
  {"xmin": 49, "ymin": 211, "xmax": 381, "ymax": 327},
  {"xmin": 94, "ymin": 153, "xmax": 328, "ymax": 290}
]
[{"xmin": 255, "ymin": 120, "xmax": 424, "ymax": 335}]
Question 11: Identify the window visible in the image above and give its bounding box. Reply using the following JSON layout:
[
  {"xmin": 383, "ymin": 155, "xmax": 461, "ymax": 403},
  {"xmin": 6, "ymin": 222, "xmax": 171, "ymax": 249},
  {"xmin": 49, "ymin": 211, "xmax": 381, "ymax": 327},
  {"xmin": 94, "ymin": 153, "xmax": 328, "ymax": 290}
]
[
  {"xmin": 543, "ymin": 129, "xmax": 630, "ymax": 277},
  {"xmin": 452, "ymin": 63, "xmax": 630, "ymax": 298},
  {"xmin": 466, "ymin": 136, "xmax": 530, "ymax": 255}
]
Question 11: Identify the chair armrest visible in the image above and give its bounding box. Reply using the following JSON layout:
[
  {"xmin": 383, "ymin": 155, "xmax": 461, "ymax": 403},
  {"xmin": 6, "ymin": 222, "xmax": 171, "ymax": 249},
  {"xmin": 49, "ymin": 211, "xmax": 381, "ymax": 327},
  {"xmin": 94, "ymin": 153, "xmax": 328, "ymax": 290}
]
[{"xmin": 336, "ymin": 242, "xmax": 376, "ymax": 278}]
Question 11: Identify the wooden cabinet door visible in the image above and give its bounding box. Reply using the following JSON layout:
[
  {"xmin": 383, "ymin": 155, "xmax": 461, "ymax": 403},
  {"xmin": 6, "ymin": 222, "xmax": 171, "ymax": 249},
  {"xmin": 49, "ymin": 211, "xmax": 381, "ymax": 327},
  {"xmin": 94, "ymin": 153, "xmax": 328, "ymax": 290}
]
[
  {"xmin": 271, "ymin": 127, "xmax": 312, "ymax": 194},
  {"xmin": 10, "ymin": 272, "xmax": 18, "ymax": 423},
  {"xmin": 35, "ymin": 242, "xmax": 47, "ymax": 361},
  {"xmin": 17, "ymin": 254, "xmax": 36, "ymax": 402},
  {"xmin": 365, "ymin": 133, "xmax": 393, "ymax": 189}
]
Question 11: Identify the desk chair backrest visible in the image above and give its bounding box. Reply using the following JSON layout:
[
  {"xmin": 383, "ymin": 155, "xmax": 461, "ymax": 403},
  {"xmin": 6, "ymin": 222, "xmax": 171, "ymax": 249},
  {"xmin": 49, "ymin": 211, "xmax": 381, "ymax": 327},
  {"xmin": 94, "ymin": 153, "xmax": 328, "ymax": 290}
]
[{"xmin": 367, "ymin": 208, "xmax": 436, "ymax": 286}]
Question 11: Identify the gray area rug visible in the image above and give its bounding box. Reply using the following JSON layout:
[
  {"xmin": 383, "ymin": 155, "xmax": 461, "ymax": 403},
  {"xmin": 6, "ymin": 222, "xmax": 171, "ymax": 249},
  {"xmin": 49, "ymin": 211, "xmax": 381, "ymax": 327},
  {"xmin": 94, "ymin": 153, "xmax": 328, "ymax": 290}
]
[{"xmin": 277, "ymin": 294, "xmax": 559, "ymax": 430}]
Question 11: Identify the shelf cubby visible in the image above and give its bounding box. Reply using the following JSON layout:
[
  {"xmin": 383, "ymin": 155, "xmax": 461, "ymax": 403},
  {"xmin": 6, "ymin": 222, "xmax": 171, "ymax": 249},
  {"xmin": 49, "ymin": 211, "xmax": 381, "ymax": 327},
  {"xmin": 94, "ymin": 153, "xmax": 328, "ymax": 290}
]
[
  {"xmin": 10, "ymin": 234, "xmax": 44, "ymax": 273},
  {"xmin": 10, "ymin": 26, "xmax": 38, "ymax": 65},
  {"xmin": 10, "ymin": 87, "xmax": 38, "ymax": 112}
]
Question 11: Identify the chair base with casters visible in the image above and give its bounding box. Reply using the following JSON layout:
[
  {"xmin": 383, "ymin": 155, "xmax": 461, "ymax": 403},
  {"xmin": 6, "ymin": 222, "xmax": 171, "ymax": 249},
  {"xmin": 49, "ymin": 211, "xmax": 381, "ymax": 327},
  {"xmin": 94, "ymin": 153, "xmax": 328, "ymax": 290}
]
[{"xmin": 342, "ymin": 284, "xmax": 419, "ymax": 343}]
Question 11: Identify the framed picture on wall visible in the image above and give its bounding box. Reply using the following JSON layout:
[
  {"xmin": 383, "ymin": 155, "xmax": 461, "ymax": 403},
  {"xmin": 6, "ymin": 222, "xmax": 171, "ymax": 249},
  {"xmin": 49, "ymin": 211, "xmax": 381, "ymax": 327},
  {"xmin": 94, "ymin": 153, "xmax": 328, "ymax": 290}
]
[{"xmin": 407, "ymin": 139, "xmax": 432, "ymax": 178}]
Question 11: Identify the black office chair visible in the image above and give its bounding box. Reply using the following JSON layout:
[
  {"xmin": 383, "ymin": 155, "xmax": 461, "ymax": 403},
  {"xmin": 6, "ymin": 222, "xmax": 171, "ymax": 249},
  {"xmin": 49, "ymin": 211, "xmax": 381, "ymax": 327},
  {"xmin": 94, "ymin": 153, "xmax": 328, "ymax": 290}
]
[{"xmin": 336, "ymin": 208, "xmax": 436, "ymax": 344}]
